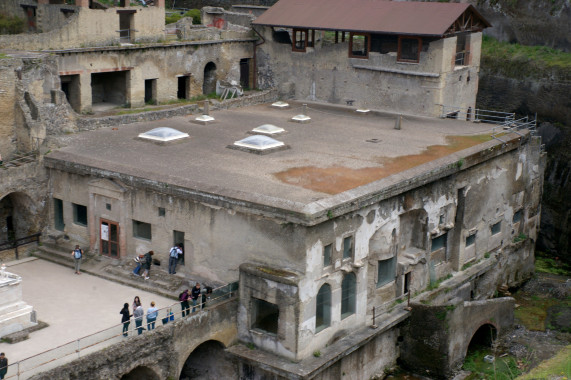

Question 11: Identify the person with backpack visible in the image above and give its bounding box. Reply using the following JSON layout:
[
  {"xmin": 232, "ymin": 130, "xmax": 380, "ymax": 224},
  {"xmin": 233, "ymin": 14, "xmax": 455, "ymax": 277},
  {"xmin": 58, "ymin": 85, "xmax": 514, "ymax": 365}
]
[
  {"xmin": 168, "ymin": 244, "xmax": 182, "ymax": 274},
  {"xmin": 70, "ymin": 245, "xmax": 83, "ymax": 275},
  {"xmin": 191, "ymin": 282, "xmax": 201, "ymax": 312},
  {"xmin": 179, "ymin": 289, "xmax": 190, "ymax": 317}
]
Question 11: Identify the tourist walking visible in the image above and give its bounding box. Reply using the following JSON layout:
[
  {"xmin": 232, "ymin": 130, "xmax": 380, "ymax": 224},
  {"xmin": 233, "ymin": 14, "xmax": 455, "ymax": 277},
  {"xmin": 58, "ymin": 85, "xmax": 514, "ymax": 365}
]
[
  {"xmin": 191, "ymin": 282, "xmax": 201, "ymax": 312},
  {"xmin": 168, "ymin": 244, "xmax": 182, "ymax": 274},
  {"xmin": 179, "ymin": 289, "xmax": 190, "ymax": 317},
  {"xmin": 70, "ymin": 245, "xmax": 83, "ymax": 274},
  {"xmin": 201, "ymin": 286, "xmax": 213, "ymax": 309},
  {"xmin": 142, "ymin": 251, "xmax": 154, "ymax": 280},
  {"xmin": 134, "ymin": 304, "xmax": 145, "ymax": 335},
  {"xmin": 120, "ymin": 303, "xmax": 131, "ymax": 337},
  {"xmin": 0, "ymin": 352, "xmax": 7, "ymax": 380},
  {"xmin": 146, "ymin": 301, "xmax": 158, "ymax": 330}
]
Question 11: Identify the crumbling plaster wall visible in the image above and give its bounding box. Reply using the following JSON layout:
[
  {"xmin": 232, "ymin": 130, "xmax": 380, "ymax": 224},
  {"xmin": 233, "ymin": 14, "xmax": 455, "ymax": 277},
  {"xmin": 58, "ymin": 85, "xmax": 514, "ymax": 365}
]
[
  {"xmin": 57, "ymin": 40, "xmax": 253, "ymax": 112},
  {"xmin": 293, "ymin": 135, "xmax": 543, "ymax": 360},
  {"xmin": 0, "ymin": 6, "xmax": 165, "ymax": 50},
  {"xmin": 0, "ymin": 0, "xmax": 73, "ymax": 32},
  {"xmin": 255, "ymin": 27, "xmax": 481, "ymax": 117}
]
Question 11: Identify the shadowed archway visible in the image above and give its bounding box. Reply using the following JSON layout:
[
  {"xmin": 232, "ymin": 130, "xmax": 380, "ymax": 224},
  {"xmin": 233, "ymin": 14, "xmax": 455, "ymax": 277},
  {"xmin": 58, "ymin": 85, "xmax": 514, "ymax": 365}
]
[
  {"xmin": 180, "ymin": 340, "xmax": 237, "ymax": 380},
  {"xmin": 466, "ymin": 323, "xmax": 498, "ymax": 354},
  {"xmin": 120, "ymin": 366, "xmax": 160, "ymax": 380},
  {"xmin": 0, "ymin": 192, "xmax": 39, "ymax": 242},
  {"xmin": 203, "ymin": 62, "xmax": 217, "ymax": 95}
]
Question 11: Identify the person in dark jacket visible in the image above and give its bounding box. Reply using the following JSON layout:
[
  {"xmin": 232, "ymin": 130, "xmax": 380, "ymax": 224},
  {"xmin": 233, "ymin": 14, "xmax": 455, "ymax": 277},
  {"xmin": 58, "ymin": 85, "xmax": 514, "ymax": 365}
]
[
  {"xmin": 180, "ymin": 289, "xmax": 190, "ymax": 317},
  {"xmin": 120, "ymin": 303, "xmax": 132, "ymax": 337},
  {"xmin": 191, "ymin": 282, "xmax": 201, "ymax": 312},
  {"xmin": 0, "ymin": 352, "xmax": 8, "ymax": 380},
  {"xmin": 142, "ymin": 251, "xmax": 154, "ymax": 280}
]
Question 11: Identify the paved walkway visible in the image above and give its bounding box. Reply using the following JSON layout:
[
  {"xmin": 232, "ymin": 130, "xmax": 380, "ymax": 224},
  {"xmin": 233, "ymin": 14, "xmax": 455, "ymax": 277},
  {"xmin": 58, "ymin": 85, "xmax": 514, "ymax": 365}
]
[{"xmin": 0, "ymin": 258, "xmax": 175, "ymax": 363}]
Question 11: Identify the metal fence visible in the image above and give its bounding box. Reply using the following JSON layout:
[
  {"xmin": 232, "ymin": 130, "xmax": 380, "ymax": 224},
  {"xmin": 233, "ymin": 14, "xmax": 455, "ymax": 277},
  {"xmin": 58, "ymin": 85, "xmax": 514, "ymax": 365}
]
[
  {"xmin": 491, "ymin": 115, "xmax": 537, "ymax": 144},
  {"xmin": 117, "ymin": 29, "xmax": 136, "ymax": 43},
  {"xmin": 440, "ymin": 105, "xmax": 516, "ymax": 125},
  {"xmin": 3, "ymin": 281, "xmax": 238, "ymax": 380},
  {"xmin": 0, "ymin": 233, "xmax": 41, "ymax": 259}
]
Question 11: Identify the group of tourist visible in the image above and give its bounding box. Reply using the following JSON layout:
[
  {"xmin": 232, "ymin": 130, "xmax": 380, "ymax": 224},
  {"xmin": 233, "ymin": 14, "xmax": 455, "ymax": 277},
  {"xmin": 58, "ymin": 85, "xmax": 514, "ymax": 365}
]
[
  {"xmin": 120, "ymin": 296, "xmax": 158, "ymax": 337},
  {"xmin": 178, "ymin": 282, "xmax": 212, "ymax": 315}
]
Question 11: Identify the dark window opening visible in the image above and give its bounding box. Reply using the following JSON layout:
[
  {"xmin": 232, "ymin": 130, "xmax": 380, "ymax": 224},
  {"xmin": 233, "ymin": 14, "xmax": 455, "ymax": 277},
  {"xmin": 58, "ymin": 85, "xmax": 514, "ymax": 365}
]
[
  {"xmin": 466, "ymin": 233, "xmax": 476, "ymax": 247},
  {"xmin": 323, "ymin": 244, "xmax": 332, "ymax": 267},
  {"xmin": 316, "ymin": 284, "xmax": 331, "ymax": 332},
  {"xmin": 158, "ymin": 207, "xmax": 165, "ymax": 217},
  {"xmin": 377, "ymin": 257, "xmax": 396, "ymax": 287},
  {"xmin": 398, "ymin": 36, "xmax": 421, "ymax": 63},
  {"xmin": 133, "ymin": 220, "xmax": 152, "ymax": 240},
  {"xmin": 251, "ymin": 298, "xmax": 279, "ymax": 335},
  {"xmin": 240, "ymin": 58, "xmax": 251, "ymax": 90},
  {"xmin": 349, "ymin": 33, "xmax": 369, "ymax": 58},
  {"xmin": 60, "ymin": 75, "xmax": 80, "ymax": 113},
  {"xmin": 343, "ymin": 236, "xmax": 353, "ymax": 259},
  {"xmin": 273, "ymin": 29, "xmax": 292, "ymax": 44},
  {"xmin": 203, "ymin": 62, "xmax": 217, "ymax": 95},
  {"xmin": 118, "ymin": 11, "xmax": 134, "ymax": 42},
  {"xmin": 513, "ymin": 210, "xmax": 523, "ymax": 223},
  {"xmin": 293, "ymin": 29, "xmax": 307, "ymax": 52},
  {"xmin": 370, "ymin": 34, "xmax": 397, "ymax": 54},
  {"xmin": 106, "ymin": 203, "xmax": 111, "ymax": 211},
  {"xmin": 491, "ymin": 221, "xmax": 501, "ymax": 235},
  {"xmin": 455, "ymin": 33, "xmax": 469, "ymax": 66},
  {"xmin": 91, "ymin": 71, "xmax": 128, "ymax": 107},
  {"xmin": 54, "ymin": 198, "xmax": 64, "ymax": 231},
  {"xmin": 72, "ymin": 203, "xmax": 87, "ymax": 226},
  {"xmin": 341, "ymin": 273, "xmax": 356, "ymax": 319},
  {"xmin": 431, "ymin": 233, "xmax": 447, "ymax": 252}
]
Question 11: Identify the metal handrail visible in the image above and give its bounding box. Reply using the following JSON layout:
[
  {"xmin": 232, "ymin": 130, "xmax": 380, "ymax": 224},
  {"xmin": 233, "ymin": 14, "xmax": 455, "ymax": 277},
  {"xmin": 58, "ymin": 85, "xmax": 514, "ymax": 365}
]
[
  {"xmin": 0, "ymin": 233, "xmax": 41, "ymax": 259},
  {"xmin": 440, "ymin": 105, "xmax": 516, "ymax": 124},
  {"xmin": 3, "ymin": 281, "xmax": 238, "ymax": 379}
]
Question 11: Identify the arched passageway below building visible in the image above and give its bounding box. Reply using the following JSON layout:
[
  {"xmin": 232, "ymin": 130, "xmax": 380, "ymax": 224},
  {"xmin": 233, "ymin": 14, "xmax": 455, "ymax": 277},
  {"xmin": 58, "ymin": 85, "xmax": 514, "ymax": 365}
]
[
  {"xmin": 179, "ymin": 340, "xmax": 237, "ymax": 380},
  {"xmin": 120, "ymin": 366, "xmax": 160, "ymax": 380},
  {"xmin": 203, "ymin": 62, "xmax": 217, "ymax": 95},
  {"xmin": 466, "ymin": 323, "xmax": 498, "ymax": 353},
  {"xmin": 0, "ymin": 192, "xmax": 39, "ymax": 242}
]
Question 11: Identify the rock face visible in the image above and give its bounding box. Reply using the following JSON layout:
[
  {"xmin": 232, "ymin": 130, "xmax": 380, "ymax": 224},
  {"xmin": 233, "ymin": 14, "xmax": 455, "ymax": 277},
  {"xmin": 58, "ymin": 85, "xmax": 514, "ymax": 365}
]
[
  {"xmin": 477, "ymin": 58, "xmax": 571, "ymax": 263},
  {"xmin": 473, "ymin": 0, "xmax": 571, "ymax": 52}
]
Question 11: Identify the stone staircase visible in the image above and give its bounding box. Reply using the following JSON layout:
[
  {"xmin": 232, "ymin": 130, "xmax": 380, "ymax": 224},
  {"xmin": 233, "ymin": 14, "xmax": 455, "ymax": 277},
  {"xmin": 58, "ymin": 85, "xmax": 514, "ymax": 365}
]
[{"xmin": 32, "ymin": 243, "xmax": 88, "ymax": 270}]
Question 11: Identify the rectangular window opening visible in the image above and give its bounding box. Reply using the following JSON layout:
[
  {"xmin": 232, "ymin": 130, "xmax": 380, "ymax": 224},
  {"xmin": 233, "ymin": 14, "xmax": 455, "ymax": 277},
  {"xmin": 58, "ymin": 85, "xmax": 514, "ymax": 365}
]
[
  {"xmin": 158, "ymin": 207, "xmax": 166, "ymax": 217},
  {"xmin": 251, "ymin": 298, "xmax": 279, "ymax": 335},
  {"xmin": 431, "ymin": 233, "xmax": 447, "ymax": 252},
  {"xmin": 177, "ymin": 75, "xmax": 190, "ymax": 100},
  {"xmin": 292, "ymin": 29, "xmax": 307, "ymax": 52},
  {"xmin": 377, "ymin": 257, "xmax": 396, "ymax": 287},
  {"xmin": 54, "ymin": 198, "xmax": 64, "ymax": 231},
  {"xmin": 323, "ymin": 244, "xmax": 332, "ymax": 267},
  {"xmin": 491, "ymin": 221, "xmax": 501, "ymax": 235},
  {"xmin": 72, "ymin": 203, "xmax": 88, "ymax": 226},
  {"xmin": 133, "ymin": 220, "xmax": 152, "ymax": 240},
  {"xmin": 398, "ymin": 36, "xmax": 421, "ymax": 63},
  {"xmin": 404, "ymin": 272, "xmax": 411, "ymax": 294},
  {"xmin": 349, "ymin": 33, "xmax": 369, "ymax": 58},
  {"xmin": 343, "ymin": 236, "xmax": 353, "ymax": 259},
  {"xmin": 144, "ymin": 79, "xmax": 157, "ymax": 105},
  {"xmin": 466, "ymin": 233, "xmax": 476, "ymax": 247},
  {"xmin": 106, "ymin": 203, "xmax": 112, "ymax": 211}
]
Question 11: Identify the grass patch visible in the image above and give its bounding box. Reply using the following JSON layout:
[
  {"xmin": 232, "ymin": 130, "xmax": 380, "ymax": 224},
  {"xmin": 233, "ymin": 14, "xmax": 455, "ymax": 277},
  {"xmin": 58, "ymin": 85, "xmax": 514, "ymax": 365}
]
[
  {"xmin": 0, "ymin": 12, "xmax": 25, "ymax": 35},
  {"xmin": 513, "ymin": 290, "xmax": 571, "ymax": 331},
  {"xmin": 535, "ymin": 252, "xmax": 571, "ymax": 276},
  {"xmin": 517, "ymin": 345, "xmax": 571, "ymax": 380},
  {"xmin": 117, "ymin": 107, "xmax": 154, "ymax": 115},
  {"xmin": 513, "ymin": 233, "xmax": 528, "ymax": 243},
  {"xmin": 481, "ymin": 35, "xmax": 571, "ymax": 80},
  {"xmin": 166, "ymin": 9, "xmax": 201, "ymax": 25},
  {"xmin": 463, "ymin": 348, "xmax": 526, "ymax": 379}
]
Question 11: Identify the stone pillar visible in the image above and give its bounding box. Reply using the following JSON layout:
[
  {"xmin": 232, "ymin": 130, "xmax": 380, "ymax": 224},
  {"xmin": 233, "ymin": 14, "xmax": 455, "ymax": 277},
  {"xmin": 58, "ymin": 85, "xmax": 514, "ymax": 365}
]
[
  {"xmin": 79, "ymin": 72, "xmax": 92, "ymax": 114},
  {"xmin": 75, "ymin": 0, "xmax": 90, "ymax": 7}
]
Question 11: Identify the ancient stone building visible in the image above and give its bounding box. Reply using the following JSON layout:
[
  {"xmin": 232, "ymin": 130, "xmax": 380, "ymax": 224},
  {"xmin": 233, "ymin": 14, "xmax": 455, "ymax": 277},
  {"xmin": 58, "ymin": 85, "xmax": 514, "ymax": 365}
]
[{"xmin": 0, "ymin": 0, "xmax": 546, "ymax": 378}]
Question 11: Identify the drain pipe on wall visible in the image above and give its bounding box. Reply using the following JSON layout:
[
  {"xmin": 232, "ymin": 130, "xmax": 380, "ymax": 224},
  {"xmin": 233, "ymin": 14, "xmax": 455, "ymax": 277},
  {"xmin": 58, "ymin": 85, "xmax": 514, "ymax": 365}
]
[{"xmin": 252, "ymin": 26, "xmax": 266, "ymax": 90}]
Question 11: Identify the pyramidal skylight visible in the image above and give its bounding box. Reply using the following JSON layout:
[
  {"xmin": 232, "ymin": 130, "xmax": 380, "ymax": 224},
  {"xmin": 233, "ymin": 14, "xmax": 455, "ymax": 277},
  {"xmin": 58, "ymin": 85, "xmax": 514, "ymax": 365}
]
[
  {"xmin": 251, "ymin": 124, "xmax": 285, "ymax": 135},
  {"xmin": 234, "ymin": 135, "xmax": 284, "ymax": 150},
  {"xmin": 138, "ymin": 127, "xmax": 189, "ymax": 142}
]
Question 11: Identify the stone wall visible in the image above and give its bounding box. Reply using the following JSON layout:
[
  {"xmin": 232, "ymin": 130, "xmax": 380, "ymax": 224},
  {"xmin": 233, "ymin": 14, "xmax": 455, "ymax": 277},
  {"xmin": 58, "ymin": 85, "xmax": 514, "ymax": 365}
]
[
  {"xmin": 0, "ymin": 6, "xmax": 165, "ymax": 50},
  {"xmin": 255, "ymin": 27, "xmax": 481, "ymax": 117}
]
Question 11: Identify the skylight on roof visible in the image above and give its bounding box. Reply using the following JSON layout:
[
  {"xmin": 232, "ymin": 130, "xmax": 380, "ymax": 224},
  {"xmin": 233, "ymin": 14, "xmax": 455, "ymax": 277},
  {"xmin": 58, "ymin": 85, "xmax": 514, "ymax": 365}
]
[
  {"xmin": 252, "ymin": 124, "xmax": 285, "ymax": 135},
  {"xmin": 138, "ymin": 127, "xmax": 189, "ymax": 142},
  {"xmin": 234, "ymin": 135, "xmax": 285, "ymax": 150}
]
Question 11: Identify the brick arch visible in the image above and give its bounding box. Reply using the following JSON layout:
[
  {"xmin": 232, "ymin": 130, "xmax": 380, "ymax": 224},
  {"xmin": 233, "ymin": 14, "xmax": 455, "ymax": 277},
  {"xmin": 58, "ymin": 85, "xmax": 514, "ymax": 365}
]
[
  {"xmin": 0, "ymin": 191, "xmax": 40, "ymax": 242},
  {"xmin": 178, "ymin": 339, "xmax": 236, "ymax": 379}
]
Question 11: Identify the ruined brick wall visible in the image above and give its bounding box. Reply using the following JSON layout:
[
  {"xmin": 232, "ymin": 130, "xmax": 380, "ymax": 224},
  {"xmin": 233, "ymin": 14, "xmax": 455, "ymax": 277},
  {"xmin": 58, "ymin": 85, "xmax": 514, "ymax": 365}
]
[{"xmin": 0, "ymin": 59, "xmax": 18, "ymax": 160}]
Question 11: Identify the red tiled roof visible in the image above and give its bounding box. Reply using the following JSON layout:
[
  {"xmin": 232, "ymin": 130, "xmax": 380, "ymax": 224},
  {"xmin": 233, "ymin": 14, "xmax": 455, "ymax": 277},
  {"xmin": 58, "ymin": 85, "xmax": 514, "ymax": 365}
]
[{"xmin": 253, "ymin": 0, "xmax": 490, "ymax": 36}]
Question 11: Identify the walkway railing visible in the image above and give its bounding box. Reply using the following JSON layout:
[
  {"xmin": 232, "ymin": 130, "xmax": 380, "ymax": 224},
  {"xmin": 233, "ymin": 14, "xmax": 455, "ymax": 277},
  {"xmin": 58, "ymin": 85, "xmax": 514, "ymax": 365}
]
[
  {"xmin": 440, "ymin": 105, "xmax": 516, "ymax": 125},
  {"xmin": 3, "ymin": 281, "xmax": 238, "ymax": 380},
  {"xmin": 0, "ymin": 233, "xmax": 41, "ymax": 259}
]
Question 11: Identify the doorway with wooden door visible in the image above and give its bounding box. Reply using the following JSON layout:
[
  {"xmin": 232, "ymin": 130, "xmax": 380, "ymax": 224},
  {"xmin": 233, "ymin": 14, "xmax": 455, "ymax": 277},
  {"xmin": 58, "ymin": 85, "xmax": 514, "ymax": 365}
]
[{"xmin": 100, "ymin": 219, "xmax": 119, "ymax": 258}]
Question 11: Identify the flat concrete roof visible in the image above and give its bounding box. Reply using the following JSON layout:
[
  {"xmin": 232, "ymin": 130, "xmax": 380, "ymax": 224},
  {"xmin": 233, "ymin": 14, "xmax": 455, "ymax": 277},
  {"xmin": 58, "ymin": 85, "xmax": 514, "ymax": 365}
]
[{"xmin": 46, "ymin": 101, "xmax": 512, "ymax": 224}]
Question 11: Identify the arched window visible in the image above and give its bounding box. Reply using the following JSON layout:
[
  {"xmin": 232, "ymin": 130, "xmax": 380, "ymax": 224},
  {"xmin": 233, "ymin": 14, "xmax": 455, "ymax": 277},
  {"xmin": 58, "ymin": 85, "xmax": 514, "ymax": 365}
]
[
  {"xmin": 341, "ymin": 273, "xmax": 356, "ymax": 319},
  {"xmin": 315, "ymin": 283, "xmax": 331, "ymax": 332}
]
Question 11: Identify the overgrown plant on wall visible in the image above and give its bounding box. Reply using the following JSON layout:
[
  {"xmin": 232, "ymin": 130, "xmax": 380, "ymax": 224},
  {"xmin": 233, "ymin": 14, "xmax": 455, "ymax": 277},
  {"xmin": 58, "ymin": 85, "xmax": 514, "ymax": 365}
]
[{"xmin": 0, "ymin": 12, "xmax": 25, "ymax": 35}]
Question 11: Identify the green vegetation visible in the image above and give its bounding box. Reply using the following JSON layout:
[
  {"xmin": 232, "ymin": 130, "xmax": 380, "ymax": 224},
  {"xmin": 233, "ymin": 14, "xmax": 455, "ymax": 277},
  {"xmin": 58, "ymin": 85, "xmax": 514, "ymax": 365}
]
[
  {"xmin": 535, "ymin": 252, "xmax": 571, "ymax": 276},
  {"xmin": 165, "ymin": 9, "xmax": 201, "ymax": 25},
  {"xmin": 0, "ymin": 12, "xmax": 25, "ymax": 35},
  {"xmin": 427, "ymin": 273, "xmax": 453, "ymax": 290},
  {"xmin": 0, "ymin": 53, "xmax": 10, "ymax": 59},
  {"xmin": 517, "ymin": 345, "xmax": 571, "ymax": 380},
  {"xmin": 463, "ymin": 348, "xmax": 526, "ymax": 380},
  {"xmin": 513, "ymin": 233, "xmax": 528, "ymax": 243},
  {"xmin": 481, "ymin": 36, "xmax": 571, "ymax": 80},
  {"xmin": 313, "ymin": 350, "xmax": 321, "ymax": 357},
  {"xmin": 117, "ymin": 107, "xmax": 154, "ymax": 115}
]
